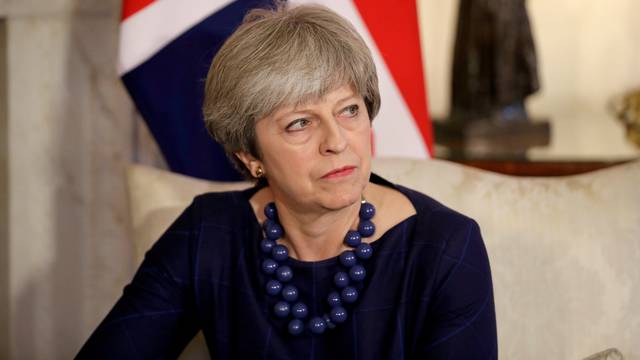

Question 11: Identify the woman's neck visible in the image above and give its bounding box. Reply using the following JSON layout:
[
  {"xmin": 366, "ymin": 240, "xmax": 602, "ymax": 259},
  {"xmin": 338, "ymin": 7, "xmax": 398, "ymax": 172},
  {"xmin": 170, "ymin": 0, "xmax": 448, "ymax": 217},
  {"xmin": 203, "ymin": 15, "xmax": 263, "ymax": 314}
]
[
  {"xmin": 276, "ymin": 197, "xmax": 360, "ymax": 261},
  {"xmin": 251, "ymin": 186, "xmax": 370, "ymax": 262}
]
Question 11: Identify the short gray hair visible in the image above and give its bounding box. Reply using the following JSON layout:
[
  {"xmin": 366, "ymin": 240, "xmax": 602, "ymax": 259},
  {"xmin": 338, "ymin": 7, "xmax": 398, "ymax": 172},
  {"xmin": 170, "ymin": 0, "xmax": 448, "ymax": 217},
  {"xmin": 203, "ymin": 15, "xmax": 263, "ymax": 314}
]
[{"xmin": 202, "ymin": 3, "xmax": 380, "ymax": 179}]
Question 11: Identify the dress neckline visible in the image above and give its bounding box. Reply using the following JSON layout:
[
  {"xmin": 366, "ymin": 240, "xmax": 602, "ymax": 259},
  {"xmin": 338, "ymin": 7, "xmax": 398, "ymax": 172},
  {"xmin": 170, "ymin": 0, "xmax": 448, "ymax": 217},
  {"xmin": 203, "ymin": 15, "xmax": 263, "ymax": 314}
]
[{"xmin": 240, "ymin": 173, "xmax": 418, "ymax": 268}]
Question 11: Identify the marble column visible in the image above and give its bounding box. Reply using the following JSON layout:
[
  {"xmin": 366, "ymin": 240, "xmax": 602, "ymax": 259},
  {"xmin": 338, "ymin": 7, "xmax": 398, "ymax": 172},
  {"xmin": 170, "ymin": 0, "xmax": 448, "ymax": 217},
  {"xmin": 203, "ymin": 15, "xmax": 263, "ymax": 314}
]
[{"xmin": 0, "ymin": 0, "xmax": 160, "ymax": 358}]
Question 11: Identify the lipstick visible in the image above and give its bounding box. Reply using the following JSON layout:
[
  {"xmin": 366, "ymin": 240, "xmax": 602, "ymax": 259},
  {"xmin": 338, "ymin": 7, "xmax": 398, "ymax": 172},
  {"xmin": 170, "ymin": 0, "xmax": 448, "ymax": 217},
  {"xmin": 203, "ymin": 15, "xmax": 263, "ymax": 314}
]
[{"xmin": 322, "ymin": 166, "xmax": 356, "ymax": 179}]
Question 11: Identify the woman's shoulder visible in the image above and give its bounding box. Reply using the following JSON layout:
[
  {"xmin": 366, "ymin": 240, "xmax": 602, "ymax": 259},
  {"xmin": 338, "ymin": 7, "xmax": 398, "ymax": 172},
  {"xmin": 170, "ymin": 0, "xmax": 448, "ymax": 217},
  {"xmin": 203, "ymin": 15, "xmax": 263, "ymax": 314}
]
[
  {"xmin": 145, "ymin": 189, "xmax": 249, "ymax": 256},
  {"xmin": 372, "ymin": 174, "xmax": 482, "ymax": 255},
  {"xmin": 403, "ymin": 185, "xmax": 485, "ymax": 265},
  {"xmin": 190, "ymin": 188, "xmax": 252, "ymax": 225},
  {"xmin": 371, "ymin": 173, "xmax": 476, "ymax": 230}
]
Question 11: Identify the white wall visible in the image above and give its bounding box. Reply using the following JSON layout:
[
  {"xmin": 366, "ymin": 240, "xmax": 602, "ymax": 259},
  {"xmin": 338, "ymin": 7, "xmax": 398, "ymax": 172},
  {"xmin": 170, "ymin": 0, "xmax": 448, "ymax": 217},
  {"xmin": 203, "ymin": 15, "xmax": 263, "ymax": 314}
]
[{"xmin": 418, "ymin": 0, "xmax": 640, "ymax": 159}]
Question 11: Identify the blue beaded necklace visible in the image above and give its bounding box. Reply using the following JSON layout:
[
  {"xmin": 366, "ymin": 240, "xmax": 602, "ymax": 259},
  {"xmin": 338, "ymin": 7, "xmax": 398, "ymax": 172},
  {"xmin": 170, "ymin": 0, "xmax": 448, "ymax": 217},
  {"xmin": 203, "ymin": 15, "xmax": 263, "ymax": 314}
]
[{"xmin": 259, "ymin": 199, "xmax": 376, "ymax": 336}]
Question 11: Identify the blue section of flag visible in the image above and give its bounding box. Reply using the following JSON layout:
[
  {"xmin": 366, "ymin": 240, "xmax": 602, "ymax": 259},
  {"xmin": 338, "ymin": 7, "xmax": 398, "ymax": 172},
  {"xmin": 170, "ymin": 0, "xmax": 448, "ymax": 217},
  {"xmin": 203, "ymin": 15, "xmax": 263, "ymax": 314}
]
[{"xmin": 122, "ymin": 0, "xmax": 273, "ymax": 181}]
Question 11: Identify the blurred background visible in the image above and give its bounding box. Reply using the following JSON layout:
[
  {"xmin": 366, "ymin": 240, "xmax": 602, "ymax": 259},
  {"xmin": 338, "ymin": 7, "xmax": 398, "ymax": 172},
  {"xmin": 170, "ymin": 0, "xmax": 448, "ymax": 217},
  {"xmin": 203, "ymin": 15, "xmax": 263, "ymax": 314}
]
[{"xmin": 0, "ymin": 0, "xmax": 639, "ymax": 358}]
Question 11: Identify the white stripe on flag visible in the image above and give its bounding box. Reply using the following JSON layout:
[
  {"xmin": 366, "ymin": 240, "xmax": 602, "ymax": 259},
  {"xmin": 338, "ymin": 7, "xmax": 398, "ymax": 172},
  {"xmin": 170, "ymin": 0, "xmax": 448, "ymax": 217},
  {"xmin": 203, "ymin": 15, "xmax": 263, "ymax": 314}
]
[
  {"xmin": 118, "ymin": 0, "xmax": 234, "ymax": 75},
  {"xmin": 290, "ymin": 0, "xmax": 430, "ymax": 158}
]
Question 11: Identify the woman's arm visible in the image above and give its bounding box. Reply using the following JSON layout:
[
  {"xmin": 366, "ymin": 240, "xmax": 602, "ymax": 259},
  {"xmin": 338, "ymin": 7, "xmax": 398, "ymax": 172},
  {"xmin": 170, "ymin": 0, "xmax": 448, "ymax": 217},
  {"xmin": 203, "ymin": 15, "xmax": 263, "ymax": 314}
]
[
  {"xmin": 418, "ymin": 218, "xmax": 498, "ymax": 359},
  {"xmin": 76, "ymin": 204, "xmax": 201, "ymax": 359}
]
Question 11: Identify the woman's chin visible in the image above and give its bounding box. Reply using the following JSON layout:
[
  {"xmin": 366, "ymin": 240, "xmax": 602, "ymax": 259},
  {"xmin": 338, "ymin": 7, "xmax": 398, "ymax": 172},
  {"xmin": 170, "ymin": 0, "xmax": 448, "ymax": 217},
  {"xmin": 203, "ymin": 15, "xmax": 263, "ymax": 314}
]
[{"xmin": 316, "ymin": 187, "xmax": 363, "ymax": 211}]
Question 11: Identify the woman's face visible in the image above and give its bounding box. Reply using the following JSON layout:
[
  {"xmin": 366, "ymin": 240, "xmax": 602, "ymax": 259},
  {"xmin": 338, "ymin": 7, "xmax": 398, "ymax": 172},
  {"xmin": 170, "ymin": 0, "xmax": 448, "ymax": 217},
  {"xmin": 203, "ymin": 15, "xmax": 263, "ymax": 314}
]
[{"xmin": 242, "ymin": 84, "xmax": 372, "ymax": 212}]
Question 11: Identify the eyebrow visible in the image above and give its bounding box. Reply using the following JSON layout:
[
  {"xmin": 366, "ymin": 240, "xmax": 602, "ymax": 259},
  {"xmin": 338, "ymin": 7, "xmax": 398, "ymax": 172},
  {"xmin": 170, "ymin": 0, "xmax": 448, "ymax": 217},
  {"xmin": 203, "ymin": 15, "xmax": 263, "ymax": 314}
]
[
  {"xmin": 270, "ymin": 90, "xmax": 362, "ymax": 124},
  {"xmin": 286, "ymin": 93, "xmax": 359, "ymax": 115}
]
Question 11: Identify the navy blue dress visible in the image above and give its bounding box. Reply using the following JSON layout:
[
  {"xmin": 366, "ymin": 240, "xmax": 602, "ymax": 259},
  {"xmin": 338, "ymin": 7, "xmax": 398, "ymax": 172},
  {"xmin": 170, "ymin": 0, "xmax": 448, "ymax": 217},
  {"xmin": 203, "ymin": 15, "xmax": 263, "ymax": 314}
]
[{"xmin": 78, "ymin": 174, "xmax": 497, "ymax": 359}]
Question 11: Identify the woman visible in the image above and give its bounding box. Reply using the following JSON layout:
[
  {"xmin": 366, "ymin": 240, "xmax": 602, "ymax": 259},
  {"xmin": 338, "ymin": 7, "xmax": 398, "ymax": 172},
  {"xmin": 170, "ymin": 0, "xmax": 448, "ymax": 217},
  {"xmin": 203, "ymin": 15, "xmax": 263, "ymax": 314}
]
[{"xmin": 78, "ymin": 3, "xmax": 497, "ymax": 359}]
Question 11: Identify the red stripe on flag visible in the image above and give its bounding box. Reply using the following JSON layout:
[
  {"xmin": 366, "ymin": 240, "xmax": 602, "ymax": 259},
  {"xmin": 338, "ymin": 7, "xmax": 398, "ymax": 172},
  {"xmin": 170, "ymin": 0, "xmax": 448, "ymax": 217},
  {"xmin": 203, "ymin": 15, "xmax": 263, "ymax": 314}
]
[
  {"xmin": 121, "ymin": 0, "xmax": 156, "ymax": 21},
  {"xmin": 353, "ymin": 0, "xmax": 433, "ymax": 155}
]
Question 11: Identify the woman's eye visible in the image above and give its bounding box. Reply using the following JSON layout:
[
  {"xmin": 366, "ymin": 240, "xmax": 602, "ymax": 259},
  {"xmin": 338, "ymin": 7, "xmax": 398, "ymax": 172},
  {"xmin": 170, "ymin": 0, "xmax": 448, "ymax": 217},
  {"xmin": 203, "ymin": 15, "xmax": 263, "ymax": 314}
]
[
  {"xmin": 286, "ymin": 118, "xmax": 311, "ymax": 131},
  {"xmin": 341, "ymin": 104, "xmax": 359, "ymax": 117}
]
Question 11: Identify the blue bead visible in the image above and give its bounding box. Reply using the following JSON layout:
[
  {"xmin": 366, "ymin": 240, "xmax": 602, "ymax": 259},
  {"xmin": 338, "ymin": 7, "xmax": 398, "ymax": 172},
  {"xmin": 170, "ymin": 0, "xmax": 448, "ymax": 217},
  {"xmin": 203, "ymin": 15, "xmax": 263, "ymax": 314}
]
[
  {"xmin": 261, "ymin": 259, "xmax": 278, "ymax": 275},
  {"xmin": 349, "ymin": 264, "xmax": 366, "ymax": 281},
  {"xmin": 355, "ymin": 243, "xmax": 373, "ymax": 260},
  {"xmin": 282, "ymin": 285, "xmax": 298, "ymax": 302},
  {"xmin": 309, "ymin": 317, "xmax": 326, "ymax": 334},
  {"xmin": 339, "ymin": 251, "xmax": 357, "ymax": 267},
  {"xmin": 329, "ymin": 306, "xmax": 348, "ymax": 323},
  {"xmin": 344, "ymin": 230, "xmax": 361, "ymax": 247},
  {"xmin": 264, "ymin": 203, "xmax": 278, "ymax": 220},
  {"xmin": 359, "ymin": 202, "xmax": 376, "ymax": 220},
  {"xmin": 271, "ymin": 244, "xmax": 289, "ymax": 261},
  {"xmin": 262, "ymin": 218, "xmax": 275, "ymax": 231},
  {"xmin": 341, "ymin": 286, "xmax": 358, "ymax": 303},
  {"xmin": 291, "ymin": 302, "xmax": 308, "ymax": 319},
  {"xmin": 265, "ymin": 222, "xmax": 284, "ymax": 240},
  {"xmin": 274, "ymin": 301, "xmax": 290, "ymax": 318},
  {"xmin": 327, "ymin": 291, "xmax": 341, "ymax": 307},
  {"xmin": 358, "ymin": 220, "xmax": 375, "ymax": 237},
  {"xmin": 276, "ymin": 265, "xmax": 293, "ymax": 282},
  {"xmin": 288, "ymin": 319, "xmax": 304, "ymax": 335},
  {"xmin": 333, "ymin": 272, "xmax": 349, "ymax": 288},
  {"xmin": 260, "ymin": 239, "xmax": 276, "ymax": 254},
  {"xmin": 265, "ymin": 280, "xmax": 282, "ymax": 296}
]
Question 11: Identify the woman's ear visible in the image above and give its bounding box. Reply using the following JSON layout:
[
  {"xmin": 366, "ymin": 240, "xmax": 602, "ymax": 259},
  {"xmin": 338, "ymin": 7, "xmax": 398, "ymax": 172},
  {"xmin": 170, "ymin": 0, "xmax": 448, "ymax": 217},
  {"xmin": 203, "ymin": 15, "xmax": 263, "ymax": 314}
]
[{"xmin": 235, "ymin": 151, "xmax": 264, "ymax": 178}]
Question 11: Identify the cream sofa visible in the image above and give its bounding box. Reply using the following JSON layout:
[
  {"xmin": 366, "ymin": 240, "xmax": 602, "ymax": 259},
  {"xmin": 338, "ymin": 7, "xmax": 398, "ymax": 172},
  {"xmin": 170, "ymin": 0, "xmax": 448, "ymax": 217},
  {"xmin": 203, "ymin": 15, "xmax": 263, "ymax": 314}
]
[{"xmin": 127, "ymin": 158, "xmax": 640, "ymax": 360}]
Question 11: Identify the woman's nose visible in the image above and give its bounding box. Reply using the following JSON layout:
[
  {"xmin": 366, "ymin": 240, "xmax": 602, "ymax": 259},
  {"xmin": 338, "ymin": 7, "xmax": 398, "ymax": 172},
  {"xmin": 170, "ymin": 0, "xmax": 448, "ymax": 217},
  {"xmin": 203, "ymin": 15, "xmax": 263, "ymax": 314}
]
[{"xmin": 319, "ymin": 117, "xmax": 348, "ymax": 155}]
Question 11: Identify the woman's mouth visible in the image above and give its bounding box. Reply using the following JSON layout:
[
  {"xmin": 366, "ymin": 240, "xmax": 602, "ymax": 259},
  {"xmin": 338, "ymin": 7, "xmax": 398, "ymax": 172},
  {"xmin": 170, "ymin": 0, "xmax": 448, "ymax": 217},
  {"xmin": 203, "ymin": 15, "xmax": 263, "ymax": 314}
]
[{"xmin": 321, "ymin": 166, "xmax": 356, "ymax": 179}]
